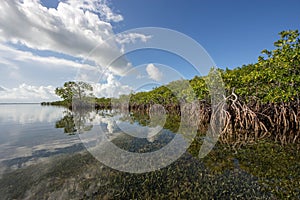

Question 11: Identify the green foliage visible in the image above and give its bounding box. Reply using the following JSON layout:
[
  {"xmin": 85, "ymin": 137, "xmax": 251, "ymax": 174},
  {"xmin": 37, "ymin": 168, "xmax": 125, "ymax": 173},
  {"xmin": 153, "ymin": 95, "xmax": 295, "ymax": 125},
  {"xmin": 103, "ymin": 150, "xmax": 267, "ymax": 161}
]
[
  {"xmin": 189, "ymin": 76, "xmax": 209, "ymax": 100},
  {"xmin": 55, "ymin": 81, "xmax": 94, "ymax": 103},
  {"xmin": 129, "ymin": 85, "xmax": 179, "ymax": 106},
  {"xmin": 95, "ymin": 97, "xmax": 111, "ymax": 108},
  {"xmin": 128, "ymin": 78, "xmax": 207, "ymax": 107},
  {"xmin": 222, "ymin": 29, "xmax": 300, "ymax": 103}
]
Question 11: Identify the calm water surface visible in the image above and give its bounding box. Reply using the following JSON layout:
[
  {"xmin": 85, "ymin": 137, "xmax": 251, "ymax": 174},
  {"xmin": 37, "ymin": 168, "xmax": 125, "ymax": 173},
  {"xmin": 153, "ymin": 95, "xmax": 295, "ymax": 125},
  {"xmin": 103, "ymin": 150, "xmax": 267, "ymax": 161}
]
[{"xmin": 0, "ymin": 104, "xmax": 299, "ymax": 199}]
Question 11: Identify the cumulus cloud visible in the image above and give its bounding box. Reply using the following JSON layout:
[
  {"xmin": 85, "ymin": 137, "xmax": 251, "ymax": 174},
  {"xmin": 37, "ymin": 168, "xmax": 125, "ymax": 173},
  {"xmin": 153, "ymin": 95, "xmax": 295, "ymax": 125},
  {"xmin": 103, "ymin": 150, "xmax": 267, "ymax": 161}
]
[
  {"xmin": 92, "ymin": 73, "xmax": 132, "ymax": 97},
  {"xmin": 0, "ymin": 43, "xmax": 96, "ymax": 70},
  {"xmin": 0, "ymin": 43, "xmax": 100, "ymax": 88},
  {"xmin": 65, "ymin": 0, "xmax": 123, "ymax": 22},
  {"xmin": 0, "ymin": 0, "xmax": 151, "ymax": 102},
  {"xmin": 0, "ymin": 0, "xmax": 132, "ymax": 75},
  {"xmin": 0, "ymin": 86, "xmax": 6, "ymax": 91},
  {"xmin": 146, "ymin": 63, "xmax": 163, "ymax": 81},
  {"xmin": 116, "ymin": 33, "xmax": 152, "ymax": 45},
  {"xmin": 0, "ymin": 84, "xmax": 59, "ymax": 103}
]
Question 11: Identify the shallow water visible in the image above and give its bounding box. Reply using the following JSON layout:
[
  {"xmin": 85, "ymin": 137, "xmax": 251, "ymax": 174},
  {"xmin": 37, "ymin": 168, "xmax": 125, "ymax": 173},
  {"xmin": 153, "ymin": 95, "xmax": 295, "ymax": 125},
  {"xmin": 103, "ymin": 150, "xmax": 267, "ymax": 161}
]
[{"xmin": 0, "ymin": 104, "xmax": 299, "ymax": 199}]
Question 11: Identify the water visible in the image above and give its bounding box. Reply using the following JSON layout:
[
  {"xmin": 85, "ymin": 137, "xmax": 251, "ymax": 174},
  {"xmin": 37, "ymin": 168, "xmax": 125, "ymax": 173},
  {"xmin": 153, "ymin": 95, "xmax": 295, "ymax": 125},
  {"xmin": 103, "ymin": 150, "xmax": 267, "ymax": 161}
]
[
  {"xmin": 0, "ymin": 104, "xmax": 299, "ymax": 199},
  {"xmin": 0, "ymin": 104, "xmax": 83, "ymax": 173}
]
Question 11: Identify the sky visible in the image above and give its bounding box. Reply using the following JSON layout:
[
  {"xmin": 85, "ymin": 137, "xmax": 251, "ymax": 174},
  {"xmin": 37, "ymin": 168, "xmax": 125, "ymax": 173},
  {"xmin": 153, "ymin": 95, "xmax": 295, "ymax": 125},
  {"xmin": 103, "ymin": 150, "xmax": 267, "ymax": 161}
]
[{"xmin": 0, "ymin": 0, "xmax": 300, "ymax": 103}]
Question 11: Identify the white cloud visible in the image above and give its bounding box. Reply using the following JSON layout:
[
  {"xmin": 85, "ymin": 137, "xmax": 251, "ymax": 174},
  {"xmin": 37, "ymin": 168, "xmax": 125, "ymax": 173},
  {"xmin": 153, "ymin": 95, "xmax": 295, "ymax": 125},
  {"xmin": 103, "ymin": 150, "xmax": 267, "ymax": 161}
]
[
  {"xmin": 116, "ymin": 33, "xmax": 152, "ymax": 45},
  {"xmin": 65, "ymin": 0, "xmax": 123, "ymax": 22},
  {"xmin": 0, "ymin": 43, "xmax": 100, "ymax": 88},
  {"xmin": 0, "ymin": 84, "xmax": 59, "ymax": 103},
  {"xmin": 0, "ymin": 43, "xmax": 96, "ymax": 71},
  {"xmin": 0, "ymin": 0, "xmax": 151, "ymax": 102},
  {"xmin": 146, "ymin": 63, "xmax": 163, "ymax": 81},
  {"xmin": 92, "ymin": 73, "xmax": 132, "ymax": 97},
  {"xmin": 0, "ymin": 0, "xmax": 130, "ymax": 75}
]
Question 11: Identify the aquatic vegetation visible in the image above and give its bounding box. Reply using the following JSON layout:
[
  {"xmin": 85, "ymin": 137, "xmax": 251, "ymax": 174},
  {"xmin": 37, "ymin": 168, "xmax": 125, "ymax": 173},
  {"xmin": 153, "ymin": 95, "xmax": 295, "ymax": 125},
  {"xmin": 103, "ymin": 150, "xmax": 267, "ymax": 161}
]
[
  {"xmin": 1, "ymin": 105, "xmax": 300, "ymax": 199},
  {"xmin": 195, "ymin": 140, "xmax": 300, "ymax": 199},
  {"xmin": 0, "ymin": 150, "xmax": 275, "ymax": 199}
]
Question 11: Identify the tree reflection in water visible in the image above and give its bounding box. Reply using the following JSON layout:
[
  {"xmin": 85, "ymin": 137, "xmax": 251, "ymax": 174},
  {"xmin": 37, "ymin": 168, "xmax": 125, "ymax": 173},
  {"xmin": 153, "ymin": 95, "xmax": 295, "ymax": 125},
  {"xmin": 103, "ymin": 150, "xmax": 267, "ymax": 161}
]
[{"xmin": 55, "ymin": 108, "xmax": 93, "ymax": 135}]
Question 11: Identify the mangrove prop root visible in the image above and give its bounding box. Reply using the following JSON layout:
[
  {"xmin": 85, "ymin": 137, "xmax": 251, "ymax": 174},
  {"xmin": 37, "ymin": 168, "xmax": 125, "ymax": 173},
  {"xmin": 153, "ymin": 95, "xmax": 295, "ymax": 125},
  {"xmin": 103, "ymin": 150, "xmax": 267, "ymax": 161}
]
[
  {"xmin": 217, "ymin": 92, "xmax": 300, "ymax": 147},
  {"xmin": 124, "ymin": 91, "xmax": 300, "ymax": 147}
]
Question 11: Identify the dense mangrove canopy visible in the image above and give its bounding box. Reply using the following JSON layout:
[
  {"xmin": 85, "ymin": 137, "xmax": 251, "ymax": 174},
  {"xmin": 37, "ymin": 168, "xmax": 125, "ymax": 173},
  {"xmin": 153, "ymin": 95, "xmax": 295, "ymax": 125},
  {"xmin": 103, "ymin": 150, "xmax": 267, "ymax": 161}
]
[
  {"xmin": 223, "ymin": 30, "xmax": 300, "ymax": 103},
  {"xmin": 126, "ymin": 29, "xmax": 300, "ymax": 105}
]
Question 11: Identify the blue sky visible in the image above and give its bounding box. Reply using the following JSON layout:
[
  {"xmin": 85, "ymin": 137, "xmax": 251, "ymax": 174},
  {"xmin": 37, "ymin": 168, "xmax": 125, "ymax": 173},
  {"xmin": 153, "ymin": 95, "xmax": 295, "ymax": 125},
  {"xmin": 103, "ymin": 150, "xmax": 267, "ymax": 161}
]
[
  {"xmin": 0, "ymin": 0, "xmax": 300, "ymax": 102},
  {"xmin": 114, "ymin": 0, "xmax": 300, "ymax": 68}
]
